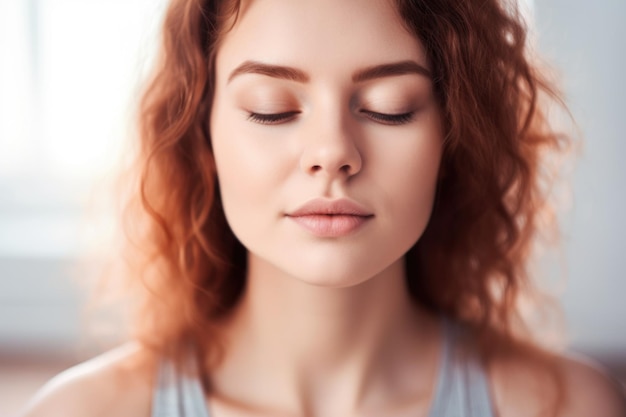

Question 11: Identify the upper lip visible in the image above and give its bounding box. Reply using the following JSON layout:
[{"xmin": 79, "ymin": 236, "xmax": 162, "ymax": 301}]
[{"xmin": 287, "ymin": 198, "xmax": 374, "ymax": 217}]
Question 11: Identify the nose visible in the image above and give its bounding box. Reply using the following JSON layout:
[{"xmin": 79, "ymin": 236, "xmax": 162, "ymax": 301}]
[{"xmin": 299, "ymin": 116, "xmax": 362, "ymax": 179}]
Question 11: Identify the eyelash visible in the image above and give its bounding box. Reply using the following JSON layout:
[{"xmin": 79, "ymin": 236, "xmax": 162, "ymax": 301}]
[
  {"xmin": 246, "ymin": 110, "xmax": 415, "ymax": 126},
  {"xmin": 360, "ymin": 110, "xmax": 415, "ymax": 125},
  {"xmin": 247, "ymin": 111, "xmax": 300, "ymax": 124}
]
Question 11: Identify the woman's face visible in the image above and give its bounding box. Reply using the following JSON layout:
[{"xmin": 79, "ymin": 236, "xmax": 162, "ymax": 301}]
[{"xmin": 210, "ymin": 0, "xmax": 443, "ymax": 288}]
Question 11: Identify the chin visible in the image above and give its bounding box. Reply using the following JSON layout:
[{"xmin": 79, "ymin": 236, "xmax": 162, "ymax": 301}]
[
  {"xmin": 243, "ymin": 230, "xmax": 415, "ymax": 289},
  {"xmin": 291, "ymin": 270, "xmax": 372, "ymax": 289},
  {"xmin": 278, "ymin": 254, "xmax": 401, "ymax": 290}
]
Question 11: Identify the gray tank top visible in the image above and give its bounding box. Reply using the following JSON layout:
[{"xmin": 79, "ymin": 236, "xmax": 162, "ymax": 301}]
[{"xmin": 152, "ymin": 319, "xmax": 495, "ymax": 417}]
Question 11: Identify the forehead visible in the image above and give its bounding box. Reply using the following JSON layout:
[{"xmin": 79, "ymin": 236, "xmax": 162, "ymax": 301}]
[{"xmin": 215, "ymin": 0, "xmax": 429, "ymax": 82}]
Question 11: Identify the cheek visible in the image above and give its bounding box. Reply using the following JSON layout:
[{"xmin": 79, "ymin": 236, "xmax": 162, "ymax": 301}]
[
  {"xmin": 405, "ymin": 137, "xmax": 442, "ymax": 222},
  {"xmin": 396, "ymin": 165, "xmax": 440, "ymax": 240},
  {"xmin": 369, "ymin": 121, "xmax": 443, "ymax": 237},
  {"xmin": 210, "ymin": 108, "xmax": 295, "ymax": 236},
  {"xmin": 211, "ymin": 98, "xmax": 294, "ymax": 180}
]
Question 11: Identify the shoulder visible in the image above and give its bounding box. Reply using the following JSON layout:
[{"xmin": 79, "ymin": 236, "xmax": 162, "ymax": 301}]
[
  {"xmin": 489, "ymin": 344, "xmax": 625, "ymax": 417},
  {"xmin": 19, "ymin": 343, "xmax": 156, "ymax": 417},
  {"xmin": 556, "ymin": 354, "xmax": 625, "ymax": 416}
]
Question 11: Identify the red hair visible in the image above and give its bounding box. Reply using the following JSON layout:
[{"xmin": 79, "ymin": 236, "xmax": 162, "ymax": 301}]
[{"xmin": 109, "ymin": 0, "xmax": 570, "ymax": 378}]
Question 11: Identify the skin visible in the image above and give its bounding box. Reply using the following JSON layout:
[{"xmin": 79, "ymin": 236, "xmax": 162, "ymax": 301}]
[
  {"xmin": 206, "ymin": 0, "xmax": 443, "ymax": 415},
  {"xmin": 19, "ymin": 0, "xmax": 626, "ymax": 416},
  {"xmin": 210, "ymin": 0, "xmax": 442, "ymax": 290}
]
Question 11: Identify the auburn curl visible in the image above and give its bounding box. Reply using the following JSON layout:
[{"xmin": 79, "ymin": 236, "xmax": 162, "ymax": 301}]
[{"xmin": 115, "ymin": 0, "xmax": 569, "ymax": 375}]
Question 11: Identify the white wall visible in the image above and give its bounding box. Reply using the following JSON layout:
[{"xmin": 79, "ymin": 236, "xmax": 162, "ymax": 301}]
[{"xmin": 534, "ymin": 0, "xmax": 626, "ymax": 356}]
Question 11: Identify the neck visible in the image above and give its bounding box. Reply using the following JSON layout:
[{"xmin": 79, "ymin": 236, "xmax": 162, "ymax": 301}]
[{"xmin": 209, "ymin": 254, "xmax": 441, "ymax": 416}]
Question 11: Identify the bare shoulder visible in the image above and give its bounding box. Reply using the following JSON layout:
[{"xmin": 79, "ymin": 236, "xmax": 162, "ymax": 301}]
[
  {"xmin": 19, "ymin": 343, "xmax": 156, "ymax": 417},
  {"xmin": 489, "ymin": 344, "xmax": 625, "ymax": 417},
  {"xmin": 556, "ymin": 354, "xmax": 625, "ymax": 416}
]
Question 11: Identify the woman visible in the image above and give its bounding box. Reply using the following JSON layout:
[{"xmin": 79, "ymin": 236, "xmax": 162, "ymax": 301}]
[{"xmin": 21, "ymin": 0, "xmax": 624, "ymax": 416}]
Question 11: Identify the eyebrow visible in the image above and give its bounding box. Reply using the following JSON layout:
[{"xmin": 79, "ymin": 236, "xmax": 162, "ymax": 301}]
[
  {"xmin": 228, "ymin": 61, "xmax": 309, "ymax": 83},
  {"xmin": 353, "ymin": 60, "xmax": 432, "ymax": 82},
  {"xmin": 227, "ymin": 60, "xmax": 432, "ymax": 84}
]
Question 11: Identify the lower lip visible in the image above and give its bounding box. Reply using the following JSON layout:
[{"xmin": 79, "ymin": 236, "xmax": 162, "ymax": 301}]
[{"xmin": 288, "ymin": 214, "xmax": 372, "ymax": 237}]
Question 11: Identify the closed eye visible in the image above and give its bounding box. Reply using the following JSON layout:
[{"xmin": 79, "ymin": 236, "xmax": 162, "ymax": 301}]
[
  {"xmin": 360, "ymin": 110, "xmax": 414, "ymax": 125},
  {"xmin": 247, "ymin": 111, "xmax": 300, "ymax": 125},
  {"xmin": 246, "ymin": 110, "xmax": 414, "ymax": 126}
]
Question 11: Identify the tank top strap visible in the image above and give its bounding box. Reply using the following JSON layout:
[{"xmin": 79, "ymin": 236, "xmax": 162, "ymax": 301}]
[
  {"xmin": 427, "ymin": 318, "xmax": 495, "ymax": 417},
  {"xmin": 151, "ymin": 354, "xmax": 211, "ymax": 417},
  {"xmin": 151, "ymin": 318, "xmax": 494, "ymax": 417}
]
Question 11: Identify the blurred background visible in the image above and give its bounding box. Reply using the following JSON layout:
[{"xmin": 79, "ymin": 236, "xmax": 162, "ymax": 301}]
[{"xmin": 0, "ymin": 0, "xmax": 624, "ymax": 415}]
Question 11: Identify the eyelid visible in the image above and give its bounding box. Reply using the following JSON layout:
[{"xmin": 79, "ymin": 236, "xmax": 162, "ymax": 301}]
[
  {"xmin": 246, "ymin": 109, "xmax": 416, "ymax": 126},
  {"xmin": 359, "ymin": 109, "xmax": 415, "ymax": 125},
  {"xmin": 247, "ymin": 110, "xmax": 300, "ymax": 124}
]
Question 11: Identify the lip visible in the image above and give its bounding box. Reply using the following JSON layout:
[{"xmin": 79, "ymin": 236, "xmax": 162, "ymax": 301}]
[{"xmin": 286, "ymin": 198, "xmax": 374, "ymax": 237}]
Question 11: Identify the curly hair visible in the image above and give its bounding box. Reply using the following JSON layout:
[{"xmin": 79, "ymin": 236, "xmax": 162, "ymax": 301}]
[{"xmin": 112, "ymin": 0, "xmax": 569, "ymax": 375}]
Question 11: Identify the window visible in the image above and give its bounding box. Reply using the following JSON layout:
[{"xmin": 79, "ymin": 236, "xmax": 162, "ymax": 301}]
[{"xmin": 0, "ymin": 0, "xmax": 166, "ymax": 258}]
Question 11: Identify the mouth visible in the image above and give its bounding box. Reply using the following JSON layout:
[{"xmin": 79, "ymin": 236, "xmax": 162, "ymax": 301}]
[
  {"xmin": 287, "ymin": 214, "xmax": 372, "ymax": 237},
  {"xmin": 286, "ymin": 198, "xmax": 374, "ymax": 237}
]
